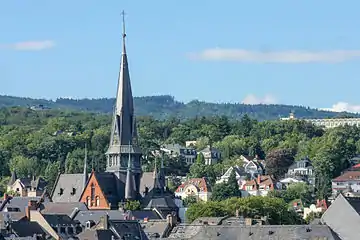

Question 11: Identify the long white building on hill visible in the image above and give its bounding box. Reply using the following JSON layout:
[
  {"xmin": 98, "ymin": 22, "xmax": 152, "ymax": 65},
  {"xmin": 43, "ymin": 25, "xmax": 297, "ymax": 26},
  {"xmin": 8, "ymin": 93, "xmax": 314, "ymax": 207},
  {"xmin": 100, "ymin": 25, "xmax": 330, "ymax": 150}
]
[{"xmin": 280, "ymin": 112, "xmax": 360, "ymax": 129}]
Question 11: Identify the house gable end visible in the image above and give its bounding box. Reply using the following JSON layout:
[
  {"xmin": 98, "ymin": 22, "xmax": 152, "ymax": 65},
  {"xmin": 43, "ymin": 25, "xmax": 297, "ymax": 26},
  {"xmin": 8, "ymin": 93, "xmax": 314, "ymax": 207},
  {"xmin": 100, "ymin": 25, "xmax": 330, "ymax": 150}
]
[{"xmin": 79, "ymin": 172, "xmax": 111, "ymax": 209}]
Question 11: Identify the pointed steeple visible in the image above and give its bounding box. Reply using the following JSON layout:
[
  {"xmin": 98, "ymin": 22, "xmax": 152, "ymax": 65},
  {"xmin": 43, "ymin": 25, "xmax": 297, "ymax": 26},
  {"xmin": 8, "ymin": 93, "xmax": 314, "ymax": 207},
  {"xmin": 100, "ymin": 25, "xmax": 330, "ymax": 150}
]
[
  {"xmin": 83, "ymin": 143, "xmax": 88, "ymax": 189},
  {"xmin": 153, "ymin": 156, "xmax": 165, "ymax": 193},
  {"xmin": 8, "ymin": 170, "xmax": 17, "ymax": 186},
  {"xmin": 125, "ymin": 143, "xmax": 135, "ymax": 200}
]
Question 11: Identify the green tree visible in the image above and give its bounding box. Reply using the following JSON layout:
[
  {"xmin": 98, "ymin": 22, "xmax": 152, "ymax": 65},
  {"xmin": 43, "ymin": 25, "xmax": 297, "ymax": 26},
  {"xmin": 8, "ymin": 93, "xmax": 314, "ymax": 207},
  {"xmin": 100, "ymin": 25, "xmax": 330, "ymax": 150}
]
[
  {"xmin": 125, "ymin": 200, "xmax": 141, "ymax": 211},
  {"xmin": 211, "ymin": 169, "xmax": 241, "ymax": 201}
]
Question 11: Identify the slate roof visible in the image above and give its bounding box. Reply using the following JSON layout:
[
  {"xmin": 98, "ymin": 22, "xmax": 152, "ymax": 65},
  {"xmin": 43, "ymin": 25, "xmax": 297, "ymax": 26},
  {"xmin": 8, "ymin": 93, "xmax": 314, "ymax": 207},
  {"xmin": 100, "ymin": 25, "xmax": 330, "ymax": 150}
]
[
  {"xmin": 93, "ymin": 172, "xmax": 121, "ymax": 207},
  {"xmin": 42, "ymin": 214, "xmax": 80, "ymax": 226},
  {"xmin": 9, "ymin": 220, "xmax": 47, "ymax": 238},
  {"xmin": 0, "ymin": 212, "xmax": 25, "ymax": 226},
  {"xmin": 321, "ymin": 194, "xmax": 360, "ymax": 240},
  {"xmin": 39, "ymin": 202, "xmax": 88, "ymax": 216},
  {"xmin": 110, "ymin": 220, "xmax": 148, "ymax": 240},
  {"xmin": 141, "ymin": 220, "xmax": 170, "ymax": 239},
  {"xmin": 77, "ymin": 229, "xmax": 116, "ymax": 240},
  {"xmin": 0, "ymin": 197, "xmax": 43, "ymax": 212},
  {"xmin": 51, "ymin": 173, "xmax": 85, "ymax": 203},
  {"xmin": 168, "ymin": 225, "xmax": 339, "ymax": 239},
  {"xmin": 140, "ymin": 172, "xmax": 155, "ymax": 196},
  {"xmin": 74, "ymin": 210, "xmax": 126, "ymax": 226}
]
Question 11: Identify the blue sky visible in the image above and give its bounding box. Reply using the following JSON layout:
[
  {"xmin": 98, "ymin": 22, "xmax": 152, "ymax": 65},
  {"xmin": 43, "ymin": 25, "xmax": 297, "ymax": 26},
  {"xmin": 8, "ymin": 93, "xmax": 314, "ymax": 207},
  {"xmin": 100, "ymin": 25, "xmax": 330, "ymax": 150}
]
[{"xmin": 1, "ymin": 1, "xmax": 360, "ymax": 112}]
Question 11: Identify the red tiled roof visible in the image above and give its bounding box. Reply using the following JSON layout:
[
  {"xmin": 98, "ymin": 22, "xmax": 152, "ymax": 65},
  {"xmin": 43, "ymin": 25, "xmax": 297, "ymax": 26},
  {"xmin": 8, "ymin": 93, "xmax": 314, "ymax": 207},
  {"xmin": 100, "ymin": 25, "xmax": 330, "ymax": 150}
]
[
  {"xmin": 353, "ymin": 163, "xmax": 360, "ymax": 168},
  {"xmin": 175, "ymin": 177, "xmax": 211, "ymax": 193},
  {"xmin": 333, "ymin": 171, "xmax": 360, "ymax": 182},
  {"xmin": 242, "ymin": 175, "xmax": 275, "ymax": 190}
]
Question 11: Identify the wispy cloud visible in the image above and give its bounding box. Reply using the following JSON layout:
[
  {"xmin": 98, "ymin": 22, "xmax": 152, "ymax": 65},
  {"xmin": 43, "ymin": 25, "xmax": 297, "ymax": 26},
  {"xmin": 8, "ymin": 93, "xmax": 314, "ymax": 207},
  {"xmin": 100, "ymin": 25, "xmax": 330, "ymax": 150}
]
[
  {"xmin": 321, "ymin": 102, "xmax": 360, "ymax": 113},
  {"xmin": 188, "ymin": 48, "xmax": 360, "ymax": 63},
  {"xmin": 242, "ymin": 94, "xmax": 277, "ymax": 105},
  {"xmin": 0, "ymin": 40, "xmax": 55, "ymax": 51}
]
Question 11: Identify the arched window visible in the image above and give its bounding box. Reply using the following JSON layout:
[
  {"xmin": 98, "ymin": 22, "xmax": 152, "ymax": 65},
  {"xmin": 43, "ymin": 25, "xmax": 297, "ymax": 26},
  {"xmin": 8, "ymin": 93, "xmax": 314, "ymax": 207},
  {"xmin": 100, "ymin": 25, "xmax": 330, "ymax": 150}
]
[
  {"xmin": 91, "ymin": 183, "xmax": 95, "ymax": 201},
  {"xmin": 86, "ymin": 196, "xmax": 90, "ymax": 207},
  {"xmin": 96, "ymin": 196, "xmax": 100, "ymax": 207}
]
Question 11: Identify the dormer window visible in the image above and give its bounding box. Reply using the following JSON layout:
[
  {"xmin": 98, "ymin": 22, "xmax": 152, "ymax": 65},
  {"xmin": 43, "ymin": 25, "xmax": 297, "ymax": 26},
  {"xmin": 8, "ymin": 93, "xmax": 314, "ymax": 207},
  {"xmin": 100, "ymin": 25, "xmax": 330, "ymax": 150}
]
[
  {"xmin": 59, "ymin": 188, "xmax": 64, "ymax": 195},
  {"xmin": 71, "ymin": 188, "xmax": 76, "ymax": 195}
]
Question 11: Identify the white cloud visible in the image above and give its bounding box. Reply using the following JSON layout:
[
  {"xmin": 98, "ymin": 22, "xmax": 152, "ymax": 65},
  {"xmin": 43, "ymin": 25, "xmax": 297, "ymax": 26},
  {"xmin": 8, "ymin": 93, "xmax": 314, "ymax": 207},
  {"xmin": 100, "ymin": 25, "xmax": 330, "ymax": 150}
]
[
  {"xmin": 242, "ymin": 94, "xmax": 277, "ymax": 105},
  {"xmin": 188, "ymin": 48, "xmax": 360, "ymax": 63},
  {"xmin": 321, "ymin": 102, "xmax": 360, "ymax": 113},
  {"xmin": 0, "ymin": 40, "xmax": 55, "ymax": 51}
]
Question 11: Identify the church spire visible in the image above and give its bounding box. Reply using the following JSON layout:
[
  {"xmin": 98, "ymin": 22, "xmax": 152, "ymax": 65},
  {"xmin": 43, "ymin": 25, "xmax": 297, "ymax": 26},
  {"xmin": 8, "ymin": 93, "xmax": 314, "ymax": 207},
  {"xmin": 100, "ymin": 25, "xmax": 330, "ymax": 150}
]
[
  {"xmin": 83, "ymin": 143, "xmax": 88, "ymax": 189},
  {"xmin": 8, "ymin": 170, "xmax": 17, "ymax": 186},
  {"xmin": 125, "ymin": 143, "xmax": 135, "ymax": 200}
]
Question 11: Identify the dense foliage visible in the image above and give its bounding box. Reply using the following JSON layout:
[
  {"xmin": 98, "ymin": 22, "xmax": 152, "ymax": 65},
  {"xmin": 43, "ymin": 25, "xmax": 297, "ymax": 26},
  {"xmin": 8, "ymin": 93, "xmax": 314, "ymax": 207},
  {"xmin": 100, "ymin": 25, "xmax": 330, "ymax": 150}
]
[
  {"xmin": 0, "ymin": 106, "xmax": 359, "ymax": 202},
  {"xmin": 1, "ymin": 95, "xmax": 359, "ymax": 121}
]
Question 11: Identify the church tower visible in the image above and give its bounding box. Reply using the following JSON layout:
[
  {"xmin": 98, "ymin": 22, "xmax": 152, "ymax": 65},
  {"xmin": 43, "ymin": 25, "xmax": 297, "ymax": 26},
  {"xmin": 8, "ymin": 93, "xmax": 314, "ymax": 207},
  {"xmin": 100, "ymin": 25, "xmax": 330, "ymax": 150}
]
[{"xmin": 105, "ymin": 12, "xmax": 142, "ymax": 200}]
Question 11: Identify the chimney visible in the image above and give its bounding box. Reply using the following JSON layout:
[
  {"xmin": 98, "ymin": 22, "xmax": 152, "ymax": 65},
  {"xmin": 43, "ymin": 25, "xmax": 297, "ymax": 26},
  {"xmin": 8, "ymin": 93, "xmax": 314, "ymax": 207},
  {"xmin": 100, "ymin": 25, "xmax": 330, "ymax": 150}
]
[
  {"xmin": 235, "ymin": 209, "xmax": 239, "ymax": 217},
  {"xmin": 99, "ymin": 215, "xmax": 109, "ymax": 229},
  {"xmin": 143, "ymin": 217, "xmax": 148, "ymax": 223},
  {"xmin": 257, "ymin": 175, "xmax": 261, "ymax": 184},
  {"xmin": 166, "ymin": 214, "xmax": 173, "ymax": 227},
  {"xmin": 28, "ymin": 200, "xmax": 37, "ymax": 210},
  {"xmin": 25, "ymin": 206, "xmax": 31, "ymax": 220},
  {"xmin": 245, "ymin": 218, "xmax": 253, "ymax": 226},
  {"xmin": 3, "ymin": 193, "xmax": 8, "ymax": 201}
]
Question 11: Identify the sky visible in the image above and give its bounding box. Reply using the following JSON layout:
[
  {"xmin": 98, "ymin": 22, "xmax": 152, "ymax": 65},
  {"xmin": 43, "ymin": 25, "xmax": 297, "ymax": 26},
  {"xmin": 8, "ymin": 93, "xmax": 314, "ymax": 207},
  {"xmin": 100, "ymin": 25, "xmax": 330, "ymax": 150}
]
[{"xmin": 1, "ymin": 1, "xmax": 360, "ymax": 112}]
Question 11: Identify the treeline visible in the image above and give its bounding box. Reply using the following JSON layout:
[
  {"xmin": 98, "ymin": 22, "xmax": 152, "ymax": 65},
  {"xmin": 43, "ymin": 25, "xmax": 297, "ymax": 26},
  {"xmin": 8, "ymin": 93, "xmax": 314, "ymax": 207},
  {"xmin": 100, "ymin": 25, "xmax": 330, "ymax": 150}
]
[
  {"xmin": 1, "ymin": 95, "xmax": 358, "ymax": 120},
  {"xmin": 0, "ymin": 106, "xmax": 359, "ymax": 200}
]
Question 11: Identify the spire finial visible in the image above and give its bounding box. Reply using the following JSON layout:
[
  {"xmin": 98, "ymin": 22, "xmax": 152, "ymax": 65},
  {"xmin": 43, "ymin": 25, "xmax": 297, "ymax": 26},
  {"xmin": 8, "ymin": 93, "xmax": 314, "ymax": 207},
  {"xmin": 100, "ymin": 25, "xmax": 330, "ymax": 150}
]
[{"xmin": 121, "ymin": 10, "xmax": 126, "ymax": 39}]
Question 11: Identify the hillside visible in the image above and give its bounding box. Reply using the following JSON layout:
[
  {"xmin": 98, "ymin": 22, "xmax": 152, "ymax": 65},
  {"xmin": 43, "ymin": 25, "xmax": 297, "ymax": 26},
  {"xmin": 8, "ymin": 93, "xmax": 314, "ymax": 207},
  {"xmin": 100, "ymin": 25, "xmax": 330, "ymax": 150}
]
[{"xmin": 0, "ymin": 95, "xmax": 357, "ymax": 120}]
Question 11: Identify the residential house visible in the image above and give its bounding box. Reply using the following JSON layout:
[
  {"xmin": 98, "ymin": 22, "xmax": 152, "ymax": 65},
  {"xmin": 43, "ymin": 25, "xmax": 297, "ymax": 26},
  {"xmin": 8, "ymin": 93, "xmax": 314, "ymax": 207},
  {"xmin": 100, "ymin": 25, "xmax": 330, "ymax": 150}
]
[
  {"xmin": 7, "ymin": 171, "xmax": 47, "ymax": 197},
  {"xmin": 286, "ymin": 158, "xmax": 315, "ymax": 185},
  {"xmin": 332, "ymin": 171, "xmax": 360, "ymax": 197},
  {"xmin": 199, "ymin": 146, "xmax": 220, "ymax": 165},
  {"xmin": 303, "ymin": 199, "xmax": 328, "ymax": 220},
  {"xmin": 279, "ymin": 176, "xmax": 305, "ymax": 188},
  {"xmin": 160, "ymin": 144, "xmax": 197, "ymax": 165},
  {"xmin": 216, "ymin": 165, "xmax": 248, "ymax": 184},
  {"xmin": 185, "ymin": 141, "xmax": 197, "ymax": 148},
  {"xmin": 321, "ymin": 193, "xmax": 360, "ymax": 240},
  {"xmin": 175, "ymin": 178, "xmax": 212, "ymax": 202},
  {"xmin": 242, "ymin": 175, "xmax": 277, "ymax": 197}
]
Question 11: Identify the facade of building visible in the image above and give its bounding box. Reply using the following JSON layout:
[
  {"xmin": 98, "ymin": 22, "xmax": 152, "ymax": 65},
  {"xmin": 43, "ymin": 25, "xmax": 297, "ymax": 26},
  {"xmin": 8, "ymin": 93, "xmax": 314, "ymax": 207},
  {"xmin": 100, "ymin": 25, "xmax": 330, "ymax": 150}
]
[
  {"xmin": 175, "ymin": 178, "xmax": 212, "ymax": 202},
  {"xmin": 286, "ymin": 158, "xmax": 315, "ymax": 185},
  {"xmin": 160, "ymin": 144, "xmax": 197, "ymax": 165},
  {"xmin": 242, "ymin": 175, "xmax": 277, "ymax": 197},
  {"xmin": 199, "ymin": 146, "xmax": 220, "ymax": 165},
  {"xmin": 332, "ymin": 171, "xmax": 360, "ymax": 197},
  {"xmin": 281, "ymin": 112, "xmax": 360, "ymax": 129},
  {"xmin": 7, "ymin": 172, "xmax": 47, "ymax": 197}
]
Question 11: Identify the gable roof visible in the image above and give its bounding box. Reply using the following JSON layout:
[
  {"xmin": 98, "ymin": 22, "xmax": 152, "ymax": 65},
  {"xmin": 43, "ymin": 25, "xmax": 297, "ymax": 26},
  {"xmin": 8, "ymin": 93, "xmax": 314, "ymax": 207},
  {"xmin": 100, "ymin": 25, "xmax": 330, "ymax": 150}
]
[
  {"xmin": 77, "ymin": 229, "xmax": 116, "ymax": 240},
  {"xmin": 40, "ymin": 202, "xmax": 88, "ymax": 216},
  {"xmin": 0, "ymin": 196, "xmax": 46, "ymax": 212},
  {"xmin": 110, "ymin": 220, "xmax": 148, "ymax": 239},
  {"xmin": 51, "ymin": 173, "xmax": 85, "ymax": 203},
  {"xmin": 333, "ymin": 171, "xmax": 360, "ymax": 182},
  {"xmin": 175, "ymin": 178, "xmax": 212, "ymax": 193},
  {"xmin": 79, "ymin": 172, "xmax": 121, "ymax": 208},
  {"xmin": 321, "ymin": 194, "xmax": 360, "ymax": 240},
  {"xmin": 140, "ymin": 172, "xmax": 155, "ymax": 196}
]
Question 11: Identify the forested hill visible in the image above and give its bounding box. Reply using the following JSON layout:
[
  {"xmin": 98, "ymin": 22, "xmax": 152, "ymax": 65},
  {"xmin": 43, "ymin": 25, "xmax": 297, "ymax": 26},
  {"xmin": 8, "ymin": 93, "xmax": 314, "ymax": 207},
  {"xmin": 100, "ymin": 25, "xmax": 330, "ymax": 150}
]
[{"xmin": 0, "ymin": 95, "xmax": 357, "ymax": 120}]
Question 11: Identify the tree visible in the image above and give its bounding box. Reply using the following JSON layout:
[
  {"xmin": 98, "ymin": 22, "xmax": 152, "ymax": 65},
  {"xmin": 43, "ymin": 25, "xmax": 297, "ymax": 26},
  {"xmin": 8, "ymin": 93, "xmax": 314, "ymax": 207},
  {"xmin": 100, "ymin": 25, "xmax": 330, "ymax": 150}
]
[
  {"xmin": 183, "ymin": 195, "xmax": 198, "ymax": 207},
  {"xmin": 185, "ymin": 201, "xmax": 227, "ymax": 223},
  {"xmin": 211, "ymin": 169, "xmax": 241, "ymax": 201},
  {"xmin": 265, "ymin": 148, "xmax": 295, "ymax": 179},
  {"xmin": 125, "ymin": 200, "xmax": 141, "ymax": 211},
  {"xmin": 196, "ymin": 153, "xmax": 205, "ymax": 165}
]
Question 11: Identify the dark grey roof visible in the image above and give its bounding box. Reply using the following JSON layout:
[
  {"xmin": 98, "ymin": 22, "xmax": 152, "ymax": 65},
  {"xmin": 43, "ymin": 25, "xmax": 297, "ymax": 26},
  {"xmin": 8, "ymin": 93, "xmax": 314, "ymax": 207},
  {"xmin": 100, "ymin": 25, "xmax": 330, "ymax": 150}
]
[
  {"xmin": 322, "ymin": 194, "xmax": 360, "ymax": 240},
  {"xmin": 42, "ymin": 214, "xmax": 79, "ymax": 226},
  {"xmin": 110, "ymin": 220, "xmax": 148, "ymax": 240},
  {"xmin": 141, "ymin": 220, "xmax": 169, "ymax": 239},
  {"xmin": 140, "ymin": 172, "xmax": 154, "ymax": 196},
  {"xmin": 74, "ymin": 210, "xmax": 126, "ymax": 226},
  {"xmin": 77, "ymin": 229, "xmax": 115, "ymax": 240},
  {"xmin": 0, "ymin": 197, "xmax": 43, "ymax": 212},
  {"xmin": 131, "ymin": 210, "xmax": 161, "ymax": 220},
  {"xmin": 51, "ymin": 173, "xmax": 84, "ymax": 203},
  {"xmin": 0, "ymin": 212, "xmax": 25, "ymax": 226},
  {"xmin": 8, "ymin": 171, "xmax": 17, "ymax": 186},
  {"xmin": 94, "ymin": 172, "xmax": 121, "ymax": 207},
  {"xmin": 168, "ymin": 225, "xmax": 338, "ymax": 239},
  {"xmin": 39, "ymin": 202, "xmax": 88, "ymax": 216},
  {"xmin": 144, "ymin": 196, "xmax": 178, "ymax": 212},
  {"xmin": 9, "ymin": 220, "xmax": 47, "ymax": 238}
]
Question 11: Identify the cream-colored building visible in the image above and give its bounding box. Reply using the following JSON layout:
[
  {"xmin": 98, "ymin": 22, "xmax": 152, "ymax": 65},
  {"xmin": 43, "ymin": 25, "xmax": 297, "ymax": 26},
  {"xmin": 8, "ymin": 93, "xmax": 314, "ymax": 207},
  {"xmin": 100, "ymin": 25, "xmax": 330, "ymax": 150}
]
[
  {"xmin": 280, "ymin": 113, "xmax": 360, "ymax": 129},
  {"xmin": 175, "ymin": 177, "xmax": 212, "ymax": 202},
  {"xmin": 7, "ymin": 171, "xmax": 47, "ymax": 197}
]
